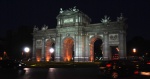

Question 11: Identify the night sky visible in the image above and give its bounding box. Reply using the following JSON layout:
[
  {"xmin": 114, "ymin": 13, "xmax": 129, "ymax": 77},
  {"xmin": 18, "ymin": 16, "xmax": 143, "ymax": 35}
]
[{"xmin": 1, "ymin": 0, "xmax": 150, "ymax": 41}]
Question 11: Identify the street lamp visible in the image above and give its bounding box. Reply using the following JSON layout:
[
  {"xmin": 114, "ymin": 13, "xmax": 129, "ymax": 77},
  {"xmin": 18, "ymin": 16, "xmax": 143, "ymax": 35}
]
[
  {"xmin": 24, "ymin": 47, "xmax": 30, "ymax": 61},
  {"xmin": 24, "ymin": 47, "xmax": 30, "ymax": 53},
  {"xmin": 133, "ymin": 48, "xmax": 136, "ymax": 53},
  {"xmin": 49, "ymin": 48, "xmax": 54, "ymax": 53},
  {"xmin": 49, "ymin": 48, "xmax": 54, "ymax": 61},
  {"xmin": 132, "ymin": 48, "xmax": 137, "ymax": 57}
]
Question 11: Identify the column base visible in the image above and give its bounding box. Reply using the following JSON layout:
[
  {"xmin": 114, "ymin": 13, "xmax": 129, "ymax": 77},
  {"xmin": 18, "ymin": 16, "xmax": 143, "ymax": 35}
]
[
  {"xmin": 41, "ymin": 57, "xmax": 45, "ymax": 61},
  {"xmin": 74, "ymin": 57, "xmax": 89, "ymax": 62},
  {"xmin": 32, "ymin": 57, "xmax": 36, "ymax": 61},
  {"xmin": 103, "ymin": 57, "xmax": 109, "ymax": 60},
  {"xmin": 54, "ymin": 57, "xmax": 60, "ymax": 62},
  {"xmin": 120, "ymin": 57, "xmax": 126, "ymax": 59}
]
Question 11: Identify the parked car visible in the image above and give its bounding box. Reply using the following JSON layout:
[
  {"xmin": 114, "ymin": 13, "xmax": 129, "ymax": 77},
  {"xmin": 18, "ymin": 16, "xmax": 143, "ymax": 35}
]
[
  {"xmin": 99, "ymin": 59, "xmax": 138, "ymax": 79},
  {"xmin": 134, "ymin": 59, "xmax": 150, "ymax": 78},
  {"xmin": 0, "ymin": 59, "xmax": 26, "ymax": 70}
]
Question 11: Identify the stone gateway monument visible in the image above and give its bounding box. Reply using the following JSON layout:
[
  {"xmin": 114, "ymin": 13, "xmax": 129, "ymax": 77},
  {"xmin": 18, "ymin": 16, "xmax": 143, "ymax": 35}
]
[{"xmin": 32, "ymin": 7, "xmax": 127, "ymax": 62}]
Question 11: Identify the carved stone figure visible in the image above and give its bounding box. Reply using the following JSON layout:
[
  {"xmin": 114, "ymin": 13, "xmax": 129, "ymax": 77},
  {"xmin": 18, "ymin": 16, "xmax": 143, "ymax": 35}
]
[
  {"xmin": 69, "ymin": 8, "xmax": 72, "ymax": 11},
  {"xmin": 73, "ymin": 6, "xmax": 79, "ymax": 12},
  {"xmin": 41, "ymin": 24, "xmax": 48, "ymax": 30},
  {"xmin": 33, "ymin": 25, "xmax": 39, "ymax": 31},
  {"xmin": 101, "ymin": 15, "xmax": 111, "ymax": 23},
  {"xmin": 60, "ymin": 8, "xmax": 63, "ymax": 13},
  {"xmin": 117, "ymin": 13, "xmax": 125, "ymax": 22}
]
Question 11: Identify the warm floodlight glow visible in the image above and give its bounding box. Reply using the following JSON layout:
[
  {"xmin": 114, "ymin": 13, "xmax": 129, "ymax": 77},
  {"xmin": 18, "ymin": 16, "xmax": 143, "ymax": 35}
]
[
  {"xmin": 49, "ymin": 48, "xmax": 54, "ymax": 53},
  {"xmin": 133, "ymin": 48, "xmax": 136, "ymax": 53},
  {"xmin": 24, "ymin": 47, "xmax": 30, "ymax": 53},
  {"xmin": 116, "ymin": 47, "xmax": 119, "ymax": 52}
]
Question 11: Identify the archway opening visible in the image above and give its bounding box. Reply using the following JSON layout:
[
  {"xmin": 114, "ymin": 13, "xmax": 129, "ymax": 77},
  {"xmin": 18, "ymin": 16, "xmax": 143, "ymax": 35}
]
[
  {"xmin": 63, "ymin": 38, "xmax": 74, "ymax": 62},
  {"xmin": 110, "ymin": 46, "xmax": 119, "ymax": 60},
  {"xmin": 36, "ymin": 49, "xmax": 42, "ymax": 62},
  {"xmin": 94, "ymin": 39, "xmax": 103, "ymax": 61},
  {"xmin": 90, "ymin": 38, "xmax": 102, "ymax": 62}
]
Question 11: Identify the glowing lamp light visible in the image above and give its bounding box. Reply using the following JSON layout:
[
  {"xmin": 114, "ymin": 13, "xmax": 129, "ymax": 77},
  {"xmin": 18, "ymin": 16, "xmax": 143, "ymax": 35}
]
[
  {"xmin": 116, "ymin": 47, "xmax": 119, "ymax": 52},
  {"xmin": 37, "ymin": 59, "xmax": 40, "ymax": 62},
  {"xmin": 49, "ymin": 48, "xmax": 54, "ymax": 53},
  {"xmin": 46, "ymin": 59, "xmax": 49, "ymax": 62},
  {"xmin": 24, "ymin": 47, "xmax": 30, "ymax": 53},
  {"xmin": 133, "ymin": 48, "xmax": 136, "ymax": 53}
]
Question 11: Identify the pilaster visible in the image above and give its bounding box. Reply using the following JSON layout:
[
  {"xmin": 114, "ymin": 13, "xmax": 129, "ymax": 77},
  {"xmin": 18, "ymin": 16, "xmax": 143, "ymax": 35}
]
[
  {"xmin": 32, "ymin": 38, "xmax": 36, "ymax": 61},
  {"xmin": 119, "ymin": 31, "xmax": 126, "ymax": 59},
  {"xmin": 85, "ymin": 33, "xmax": 89, "ymax": 62},
  {"xmin": 74, "ymin": 33, "xmax": 79, "ymax": 62},
  {"xmin": 55, "ymin": 34, "xmax": 61, "ymax": 62},
  {"xmin": 41, "ymin": 37, "xmax": 45, "ymax": 61},
  {"xmin": 103, "ymin": 32, "xmax": 109, "ymax": 60}
]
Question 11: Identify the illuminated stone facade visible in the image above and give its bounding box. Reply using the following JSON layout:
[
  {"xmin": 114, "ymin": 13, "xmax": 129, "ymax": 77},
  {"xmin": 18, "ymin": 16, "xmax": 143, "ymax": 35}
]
[{"xmin": 32, "ymin": 7, "xmax": 127, "ymax": 62}]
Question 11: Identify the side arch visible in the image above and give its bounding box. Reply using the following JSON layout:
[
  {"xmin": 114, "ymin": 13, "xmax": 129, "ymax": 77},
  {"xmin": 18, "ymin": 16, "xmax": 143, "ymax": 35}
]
[
  {"xmin": 45, "ymin": 39, "xmax": 55, "ymax": 61},
  {"xmin": 89, "ymin": 36, "xmax": 103, "ymax": 62}
]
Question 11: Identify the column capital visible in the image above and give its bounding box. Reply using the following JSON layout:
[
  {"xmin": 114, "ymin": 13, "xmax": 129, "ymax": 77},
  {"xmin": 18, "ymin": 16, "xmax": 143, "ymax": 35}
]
[
  {"xmin": 104, "ymin": 32, "xmax": 108, "ymax": 34},
  {"xmin": 120, "ymin": 30, "xmax": 125, "ymax": 33},
  {"xmin": 57, "ymin": 34, "xmax": 61, "ymax": 36}
]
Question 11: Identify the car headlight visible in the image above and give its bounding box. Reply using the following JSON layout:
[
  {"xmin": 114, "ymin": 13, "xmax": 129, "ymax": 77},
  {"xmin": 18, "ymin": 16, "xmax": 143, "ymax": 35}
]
[{"xmin": 19, "ymin": 64, "xmax": 22, "ymax": 66}]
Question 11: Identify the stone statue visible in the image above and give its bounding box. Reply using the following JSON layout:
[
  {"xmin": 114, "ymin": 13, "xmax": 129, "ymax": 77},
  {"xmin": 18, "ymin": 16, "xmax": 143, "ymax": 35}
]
[
  {"xmin": 60, "ymin": 8, "xmax": 63, "ymax": 13},
  {"xmin": 101, "ymin": 15, "xmax": 111, "ymax": 23},
  {"xmin": 60, "ymin": 6, "xmax": 79, "ymax": 14},
  {"xmin": 41, "ymin": 24, "xmax": 48, "ymax": 30},
  {"xmin": 69, "ymin": 8, "xmax": 73, "ymax": 11},
  {"xmin": 33, "ymin": 25, "xmax": 39, "ymax": 31},
  {"xmin": 117, "ymin": 13, "xmax": 125, "ymax": 22},
  {"xmin": 73, "ymin": 6, "xmax": 79, "ymax": 12},
  {"xmin": 73, "ymin": 6, "xmax": 76, "ymax": 11}
]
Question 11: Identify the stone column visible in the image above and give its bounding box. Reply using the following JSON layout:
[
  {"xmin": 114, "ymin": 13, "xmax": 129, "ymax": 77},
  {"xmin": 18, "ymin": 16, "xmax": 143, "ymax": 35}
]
[
  {"xmin": 74, "ymin": 33, "xmax": 85, "ymax": 62},
  {"xmin": 60, "ymin": 18, "xmax": 63, "ymax": 26},
  {"xmin": 74, "ymin": 33, "xmax": 79, "ymax": 62},
  {"xmin": 119, "ymin": 31, "xmax": 126, "ymax": 59},
  {"xmin": 85, "ymin": 34, "xmax": 89, "ymax": 62},
  {"xmin": 103, "ymin": 32, "xmax": 109, "ymax": 60},
  {"xmin": 41, "ymin": 37, "xmax": 45, "ymax": 61},
  {"xmin": 75, "ymin": 15, "xmax": 79, "ymax": 26},
  {"xmin": 78, "ymin": 34, "xmax": 83, "ymax": 62},
  {"xmin": 32, "ymin": 38, "xmax": 36, "ymax": 61},
  {"xmin": 55, "ymin": 34, "xmax": 61, "ymax": 62}
]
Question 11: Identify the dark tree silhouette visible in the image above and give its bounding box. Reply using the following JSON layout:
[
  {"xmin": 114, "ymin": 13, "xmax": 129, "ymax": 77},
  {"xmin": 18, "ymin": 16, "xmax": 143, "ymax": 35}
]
[{"xmin": 5, "ymin": 26, "xmax": 33, "ymax": 59}]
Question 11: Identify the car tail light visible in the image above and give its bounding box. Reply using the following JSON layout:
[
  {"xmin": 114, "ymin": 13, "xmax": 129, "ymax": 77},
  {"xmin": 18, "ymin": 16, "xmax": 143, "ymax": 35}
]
[
  {"xmin": 147, "ymin": 61, "xmax": 150, "ymax": 64},
  {"xmin": 106, "ymin": 63, "xmax": 111, "ymax": 67},
  {"xmin": 134, "ymin": 70, "xmax": 139, "ymax": 75}
]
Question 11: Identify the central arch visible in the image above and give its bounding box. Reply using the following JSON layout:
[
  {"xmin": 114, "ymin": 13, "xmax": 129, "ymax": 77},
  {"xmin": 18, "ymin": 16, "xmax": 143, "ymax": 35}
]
[
  {"xmin": 90, "ymin": 37, "xmax": 103, "ymax": 62},
  {"xmin": 63, "ymin": 37, "xmax": 74, "ymax": 62}
]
